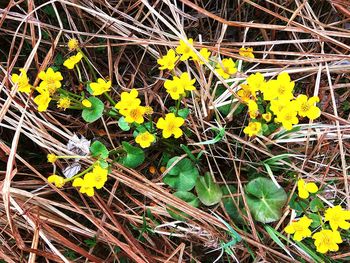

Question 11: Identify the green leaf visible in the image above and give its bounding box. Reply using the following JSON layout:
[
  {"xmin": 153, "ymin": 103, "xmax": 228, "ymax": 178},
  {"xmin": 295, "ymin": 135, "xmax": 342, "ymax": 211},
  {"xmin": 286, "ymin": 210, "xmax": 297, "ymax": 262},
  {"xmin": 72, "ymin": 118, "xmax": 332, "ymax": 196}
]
[
  {"xmin": 163, "ymin": 157, "xmax": 199, "ymax": 191},
  {"xmin": 169, "ymin": 107, "xmax": 190, "ymax": 119},
  {"xmin": 167, "ymin": 191, "xmax": 199, "ymax": 221},
  {"xmin": 119, "ymin": 142, "xmax": 145, "ymax": 168},
  {"xmin": 221, "ymin": 185, "xmax": 244, "ymax": 223},
  {"xmin": 195, "ymin": 172, "xmax": 222, "ymax": 206},
  {"xmin": 90, "ymin": 141, "xmax": 109, "ymax": 159},
  {"xmin": 245, "ymin": 177, "xmax": 287, "ymax": 223},
  {"xmin": 309, "ymin": 213, "xmax": 322, "ymax": 228},
  {"xmin": 82, "ymin": 97, "xmax": 104, "ymax": 123},
  {"xmin": 118, "ymin": 117, "xmax": 130, "ymax": 131},
  {"xmin": 190, "ymin": 127, "xmax": 225, "ymax": 146},
  {"xmin": 310, "ymin": 198, "xmax": 324, "ymax": 213}
]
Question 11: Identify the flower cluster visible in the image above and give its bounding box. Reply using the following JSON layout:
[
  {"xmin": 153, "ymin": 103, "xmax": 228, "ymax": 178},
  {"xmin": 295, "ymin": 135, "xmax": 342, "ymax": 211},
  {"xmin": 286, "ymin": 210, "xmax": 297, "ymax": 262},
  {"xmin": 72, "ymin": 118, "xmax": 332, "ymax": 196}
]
[
  {"xmin": 239, "ymin": 72, "xmax": 321, "ymax": 136},
  {"xmin": 285, "ymin": 205, "xmax": 350, "ymax": 254},
  {"xmin": 72, "ymin": 163, "xmax": 108, "ymax": 197}
]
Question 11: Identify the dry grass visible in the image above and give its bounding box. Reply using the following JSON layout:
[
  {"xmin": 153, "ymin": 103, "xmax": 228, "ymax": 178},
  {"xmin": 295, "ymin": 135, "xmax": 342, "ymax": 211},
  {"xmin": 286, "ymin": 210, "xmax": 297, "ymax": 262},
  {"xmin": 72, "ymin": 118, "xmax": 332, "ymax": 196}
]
[{"xmin": 1, "ymin": 0, "xmax": 350, "ymax": 262}]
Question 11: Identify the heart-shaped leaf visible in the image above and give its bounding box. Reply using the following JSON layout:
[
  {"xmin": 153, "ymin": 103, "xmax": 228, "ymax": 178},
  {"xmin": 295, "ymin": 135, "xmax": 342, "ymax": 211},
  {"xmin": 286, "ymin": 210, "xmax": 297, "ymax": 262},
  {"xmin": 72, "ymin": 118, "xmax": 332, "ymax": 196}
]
[
  {"xmin": 163, "ymin": 157, "xmax": 199, "ymax": 191},
  {"xmin": 119, "ymin": 141, "xmax": 145, "ymax": 168},
  {"xmin": 90, "ymin": 141, "xmax": 109, "ymax": 159},
  {"xmin": 195, "ymin": 172, "xmax": 222, "ymax": 206},
  {"xmin": 167, "ymin": 191, "xmax": 199, "ymax": 221},
  {"xmin": 245, "ymin": 177, "xmax": 287, "ymax": 223},
  {"xmin": 82, "ymin": 97, "xmax": 104, "ymax": 123}
]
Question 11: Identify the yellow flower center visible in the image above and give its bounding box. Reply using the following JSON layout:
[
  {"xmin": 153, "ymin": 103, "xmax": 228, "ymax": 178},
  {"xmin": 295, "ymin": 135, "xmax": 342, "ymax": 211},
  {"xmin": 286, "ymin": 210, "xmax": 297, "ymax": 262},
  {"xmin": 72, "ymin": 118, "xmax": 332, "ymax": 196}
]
[
  {"xmin": 167, "ymin": 123, "xmax": 176, "ymax": 133},
  {"xmin": 129, "ymin": 108, "xmax": 142, "ymax": 119},
  {"xmin": 277, "ymin": 85, "xmax": 286, "ymax": 95},
  {"xmin": 300, "ymin": 102, "xmax": 310, "ymax": 112}
]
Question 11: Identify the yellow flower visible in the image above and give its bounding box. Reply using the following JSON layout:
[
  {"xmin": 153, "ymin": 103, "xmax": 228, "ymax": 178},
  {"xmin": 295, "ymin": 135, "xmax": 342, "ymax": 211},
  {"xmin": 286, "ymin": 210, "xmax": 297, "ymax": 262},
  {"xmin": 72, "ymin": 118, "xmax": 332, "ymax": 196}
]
[
  {"xmin": 275, "ymin": 106, "xmax": 298, "ymax": 130},
  {"xmin": 149, "ymin": 166, "xmax": 156, "ymax": 174},
  {"xmin": 47, "ymin": 153, "xmax": 57, "ymax": 163},
  {"xmin": 312, "ymin": 229, "xmax": 342, "ymax": 254},
  {"xmin": 295, "ymin": 95, "xmax": 321, "ymax": 120},
  {"xmin": 82, "ymin": 99, "xmax": 92, "ymax": 108},
  {"xmin": 178, "ymin": 72, "xmax": 196, "ymax": 91},
  {"xmin": 243, "ymin": 121, "xmax": 262, "ymax": 137},
  {"xmin": 247, "ymin": 72, "xmax": 265, "ymax": 94},
  {"xmin": 63, "ymin": 52, "xmax": 83, "ymax": 69},
  {"xmin": 159, "ymin": 166, "xmax": 166, "ymax": 173},
  {"xmin": 48, "ymin": 174, "xmax": 65, "ymax": 188},
  {"xmin": 123, "ymin": 105, "xmax": 146, "ymax": 124},
  {"xmin": 33, "ymin": 86, "xmax": 51, "ymax": 112},
  {"xmin": 266, "ymin": 72, "xmax": 294, "ymax": 101},
  {"xmin": 262, "ymin": 112, "xmax": 272, "ymax": 122},
  {"xmin": 157, "ymin": 49, "xmax": 179, "ymax": 70},
  {"xmin": 284, "ymin": 216, "xmax": 313, "ymax": 241},
  {"xmin": 324, "ymin": 205, "xmax": 350, "ymax": 231},
  {"xmin": 176, "ymin": 38, "xmax": 196, "ymax": 61},
  {"xmin": 57, "ymin": 97, "xmax": 71, "ymax": 110},
  {"xmin": 237, "ymin": 84, "xmax": 253, "ymax": 102},
  {"xmin": 247, "ymin": 99, "xmax": 259, "ymax": 119},
  {"xmin": 164, "ymin": 78, "xmax": 185, "ymax": 100},
  {"xmin": 156, "ymin": 113, "xmax": 184, "ymax": 138},
  {"xmin": 38, "ymin": 67, "xmax": 63, "ymax": 94},
  {"xmin": 136, "ymin": 131, "xmax": 155, "ymax": 148},
  {"xmin": 90, "ymin": 78, "xmax": 111, "ymax": 96},
  {"xmin": 68, "ymin": 38, "xmax": 79, "ymax": 51},
  {"xmin": 145, "ymin": 106, "xmax": 154, "ymax": 115},
  {"xmin": 11, "ymin": 68, "xmax": 32, "ymax": 93},
  {"xmin": 85, "ymin": 164, "xmax": 108, "ymax": 189},
  {"xmin": 73, "ymin": 177, "xmax": 95, "ymax": 197},
  {"xmin": 215, "ymin": 58, "xmax": 237, "ymax": 79},
  {"xmin": 270, "ymin": 98, "xmax": 292, "ymax": 116},
  {"xmin": 239, "ymin": 47, "xmax": 254, "ymax": 59},
  {"xmin": 192, "ymin": 47, "xmax": 211, "ymax": 64},
  {"xmin": 297, "ymin": 179, "xmax": 318, "ymax": 199},
  {"xmin": 115, "ymin": 89, "xmax": 141, "ymax": 114}
]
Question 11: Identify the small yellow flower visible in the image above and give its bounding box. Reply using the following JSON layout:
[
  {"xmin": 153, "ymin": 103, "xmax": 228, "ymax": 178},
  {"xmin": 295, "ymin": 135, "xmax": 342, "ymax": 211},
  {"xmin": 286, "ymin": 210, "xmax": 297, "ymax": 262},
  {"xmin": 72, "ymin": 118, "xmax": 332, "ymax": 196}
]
[
  {"xmin": 237, "ymin": 84, "xmax": 253, "ymax": 102},
  {"xmin": 90, "ymin": 78, "xmax": 111, "ymax": 96},
  {"xmin": 297, "ymin": 179, "xmax": 318, "ymax": 199},
  {"xmin": 270, "ymin": 98, "xmax": 292, "ymax": 116},
  {"xmin": 11, "ymin": 68, "xmax": 32, "ymax": 93},
  {"xmin": 164, "ymin": 78, "xmax": 185, "ymax": 100},
  {"xmin": 115, "ymin": 89, "xmax": 140, "ymax": 114},
  {"xmin": 47, "ymin": 153, "xmax": 57, "ymax": 163},
  {"xmin": 145, "ymin": 106, "xmax": 154, "ymax": 115},
  {"xmin": 159, "ymin": 166, "xmax": 166, "ymax": 173},
  {"xmin": 284, "ymin": 216, "xmax": 313, "ymax": 241},
  {"xmin": 312, "ymin": 229, "xmax": 342, "ymax": 254},
  {"xmin": 73, "ymin": 177, "xmax": 95, "ymax": 197},
  {"xmin": 34, "ymin": 86, "xmax": 51, "ymax": 112},
  {"xmin": 246, "ymin": 72, "xmax": 265, "ymax": 93},
  {"xmin": 215, "ymin": 58, "xmax": 237, "ymax": 79},
  {"xmin": 239, "ymin": 47, "xmax": 254, "ymax": 59},
  {"xmin": 82, "ymin": 99, "xmax": 92, "ymax": 108},
  {"xmin": 324, "ymin": 205, "xmax": 350, "ymax": 231},
  {"xmin": 247, "ymin": 99, "xmax": 259, "ymax": 119},
  {"xmin": 48, "ymin": 174, "xmax": 65, "ymax": 188},
  {"xmin": 86, "ymin": 164, "xmax": 108, "ymax": 189},
  {"xmin": 123, "ymin": 105, "xmax": 146, "ymax": 124},
  {"xmin": 262, "ymin": 112, "xmax": 272, "ymax": 122},
  {"xmin": 192, "ymin": 47, "xmax": 211, "ymax": 64},
  {"xmin": 38, "ymin": 67, "xmax": 63, "ymax": 94},
  {"xmin": 68, "ymin": 38, "xmax": 79, "ymax": 51},
  {"xmin": 295, "ymin": 95, "xmax": 321, "ymax": 120},
  {"xmin": 135, "ymin": 131, "xmax": 155, "ymax": 148},
  {"xmin": 243, "ymin": 121, "xmax": 262, "ymax": 137},
  {"xmin": 57, "ymin": 97, "xmax": 71, "ymax": 110},
  {"xmin": 264, "ymin": 72, "xmax": 294, "ymax": 101},
  {"xmin": 176, "ymin": 38, "xmax": 196, "ymax": 61},
  {"xmin": 149, "ymin": 166, "xmax": 156, "ymax": 174},
  {"xmin": 157, "ymin": 49, "xmax": 179, "ymax": 70},
  {"xmin": 63, "ymin": 52, "xmax": 83, "ymax": 69},
  {"xmin": 275, "ymin": 106, "xmax": 298, "ymax": 130},
  {"xmin": 156, "ymin": 113, "xmax": 184, "ymax": 138}
]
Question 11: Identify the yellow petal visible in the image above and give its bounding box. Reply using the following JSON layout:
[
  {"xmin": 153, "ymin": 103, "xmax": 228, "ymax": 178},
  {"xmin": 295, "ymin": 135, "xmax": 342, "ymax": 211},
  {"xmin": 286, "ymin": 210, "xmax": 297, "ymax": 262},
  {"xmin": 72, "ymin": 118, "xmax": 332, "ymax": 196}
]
[{"xmin": 305, "ymin": 182, "xmax": 318, "ymax": 193}]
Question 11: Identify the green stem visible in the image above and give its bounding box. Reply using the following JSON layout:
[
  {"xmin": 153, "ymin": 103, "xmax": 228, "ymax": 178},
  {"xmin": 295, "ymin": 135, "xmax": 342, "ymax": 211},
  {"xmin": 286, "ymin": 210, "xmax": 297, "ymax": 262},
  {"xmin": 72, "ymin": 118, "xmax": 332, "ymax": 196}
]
[
  {"xmin": 65, "ymin": 164, "xmax": 94, "ymax": 183},
  {"xmin": 104, "ymin": 92, "xmax": 116, "ymax": 105},
  {"xmin": 79, "ymin": 48, "xmax": 97, "ymax": 80}
]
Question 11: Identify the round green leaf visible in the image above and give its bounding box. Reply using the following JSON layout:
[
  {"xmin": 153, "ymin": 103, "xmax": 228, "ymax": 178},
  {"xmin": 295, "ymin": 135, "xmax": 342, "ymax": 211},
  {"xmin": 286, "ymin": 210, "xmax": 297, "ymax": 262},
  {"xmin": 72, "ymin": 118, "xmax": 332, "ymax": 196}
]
[
  {"xmin": 195, "ymin": 172, "xmax": 222, "ymax": 206},
  {"xmin": 166, "ymin": 191, "xmax": 199, "ymax": 221},
  {"xmin": 118, "ymin": 117, "xmax": 130, "ymax": 131},
  {"xmin": 163, "ymin": 157, "xmax": 199, "ymax": 191},
  {"xmin": 119, "ymin": 141, "xmax": 145, "ymax": 168},
  {"xmin": 82, "ymin": 97, "xmax": 104, "ymax": 123},
  {"xmin": 90, "ymin": 141, "xmax": 109, "ymax": 159},
  {"xmin": 245, "ymin": 177, "xmax": 287, "ymax": 223}
]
